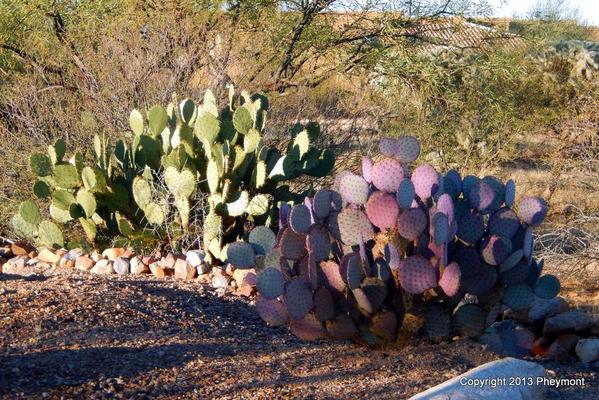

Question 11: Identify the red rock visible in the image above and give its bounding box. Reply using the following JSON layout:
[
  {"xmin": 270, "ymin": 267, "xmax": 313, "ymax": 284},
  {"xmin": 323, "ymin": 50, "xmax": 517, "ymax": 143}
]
[
  {"xmin": 233, "ymin": 268, "xmax": 255, "ymax": 287},
  {"xmin": 75, "ymin": 255, "xmax": 95, "ymax": 271},
  {"xmin": 234, "ymin": 284, "xmax": 255, "ymax": 297},
  {"xmin": 149, "ymin": 262, "xmax": 166, "ymax": 278},
  {"xmin": 225, "ymin": 264, "xmax": 235, "ymax": 276},
  {"xmin": 161, "ymin": 253, "xmax": 178, "ymax": 269},
  {"xmin": 11, "ymin": 241, "xmax": 35, "ymax": 256},
  {"xmin": 547, "ymin": 334, "xmax": 579, "ymax": 362},
  {"xmin": 142, "ymin": 256, "xmax": 155, "ymax": 266}
]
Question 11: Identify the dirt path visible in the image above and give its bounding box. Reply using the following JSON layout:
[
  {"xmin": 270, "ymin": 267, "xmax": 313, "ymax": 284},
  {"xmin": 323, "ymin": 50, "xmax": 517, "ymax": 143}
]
[{"xmin": 1, "ymin": 269, "xmax": 597, "ymax": 399}]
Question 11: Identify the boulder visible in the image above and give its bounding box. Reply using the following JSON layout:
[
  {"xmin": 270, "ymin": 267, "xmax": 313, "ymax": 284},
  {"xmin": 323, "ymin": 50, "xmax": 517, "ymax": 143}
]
[
  {"xmin": 75, "ymin": 255, "xmax": 95, "ymax": 271},
  {"xmin": 130, "ymin": 256, "xmax": 149, "ymax": 274},
  {"xmin": 543, "ymin": 311, "xmax": 593, "ymax": 336},
  {"xmin": 91, "ymin": 259, "xmax": 114, "ymax": 275},
  {"xmin": 113, "ymin": 257, "xmax": 130, "ymax": 275},
  {"xmin": 59, "ymin": 249, "xmax": 82, "ymax": 269},
  {"xmin": 547, "ymin": 334, "xmax": 579, "ymax": 362},
  {"xmin": 232, "ymin": 268, "xmax": 256, "ymax": 287},
  {"xmin": 37, "ymin": 248, "xmax": 60, "ymax": 264},
  {"xmin": 408, "ymin": 358, "xmax": 546, "ymax": 400},
  {"xmin": 528, "ymin": 296, "xmax": 569, "ymax": 322},
  {"xmin": 575, "ymin": 338, "xmax": 599, "ymax": 363},
  {"xmin": 10, "ymin": 241, "xmax": 34, "ymax": 256},
  {"xmin": 149, "ymin": 262, "xmax": 166, "ymax": 278},
  {"xmin": 161, "ymin": 253, "xmax": 177, "ymax": 269},
  {"xmin": 212, "ymin": 275, "xmax": 230, "ymax": 289},
  {"xmin": 186, "ymin": 250, "xmax": 205, "ymax": 267},
  {"xmin": 101, "ymin": 248, "xmax": 126, "ymax": 261},
  {"xmin": 2, "ymin": 256, "xmax": 28, "ymax": 275},
  {"xmin": 174, "ymin": 259, "xmax": 197, "ymax": 280}
]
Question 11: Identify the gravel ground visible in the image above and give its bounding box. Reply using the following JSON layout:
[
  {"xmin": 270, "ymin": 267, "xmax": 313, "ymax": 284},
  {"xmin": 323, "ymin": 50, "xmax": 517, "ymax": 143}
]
[{"xmin": 1, "ymin": 268, "xmax": 597, "ymax": 399}]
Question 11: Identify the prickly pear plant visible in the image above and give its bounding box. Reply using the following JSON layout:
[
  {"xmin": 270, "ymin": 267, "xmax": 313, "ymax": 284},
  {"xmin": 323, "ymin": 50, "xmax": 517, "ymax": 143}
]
[{"xmin": 245, "ymin": 136, "xmax": 557, "ymax": 355}]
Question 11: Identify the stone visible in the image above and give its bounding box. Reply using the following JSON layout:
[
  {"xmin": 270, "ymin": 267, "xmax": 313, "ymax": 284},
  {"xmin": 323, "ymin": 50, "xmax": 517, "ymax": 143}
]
[
  {"xmin": 547, "ymin": 334, "xmax": 579, "ymax": 362},
  {"xmin": 232, "ymin": 268, "xmax": 255, "ymax": 287},
  {"xmin": 543, "ymin": 311, "xmax": 593, "ymax": 336},
  {"xmin": 575, "ymin": 338, "xmax": 599, "ymax": 363},
  {"xmin": 528, "ymin": 296, "xmax": 569, "ymax": 322},
  {"xmin": 174, "ymin": 259, "xmax": 197, "ymax": 280},
  {"xmin": 161, "ymin": 253, "xmax": 177, "ymax": 269},
  {"xmin": 37, "ymin": 248, "xmax": 60, "ymax": 264},
  {"xmin": 90, "ymin": 250, "xmax": 103, "ymax": 262},
  {"xmin": 130, "ymin": 256, "xmax": 149, "ymax": 274},
  {"xmin": 59, "ymin": 249, "xmax": 82, "ymax": 269},
  {"xmin": 531, "ymin": 337, "xmax": 551, "ymax": 357},
  {"xmin": 234, "ymin": 284, "xmax": 255, "ymax": 297},
  {"xmin": 101, "ymin": 248, "xmax": 126, "ymax": 261},
  {"xmin": 113, "ymin": 257, "xmax": 130, "ymax": 275},
  {"xmin": 225, "ymin": 264, "xmax": 235, "ymax": 276},
  {"xmin": 91, "ymin": 259, "xmax": 114, "ymax": 275},
  {"xmin": 212, "ymin": 275, "xmax": 230, "ymax": 289},
  {"xmin": 142, "ymin": 256, "xmax": 155, "ymax": 266},
  {"xmin": 0, "ymin": 245, "xmax": 13, "ymax": 258},
  {"xmin": 55, "ymin": 249, "xmax": 68, "ymax": 259},
  {"xmin": 197, "ymin": 273, "xmax": 212, "ymax": 284},
  {"xmin": 75, "ymin": 255, "xmax": 95, "ymax": 271},
  {"xmin": 186, "ymin": 250, "xmax": 205, "ymax": 267},
  {"xmin": 408, "ymin": 358, "xmax": 546, "ymax": 400},
  {"xmin": 149, "ymin": 262, "xmax": 166, "ymax": 278},
  {"xmin": 2, "ymin": 256, "xmax": 27, "ymax": 275},
  {"xmin": 11, "ymin": 241, "xmax": 35, "ymax": 256}
]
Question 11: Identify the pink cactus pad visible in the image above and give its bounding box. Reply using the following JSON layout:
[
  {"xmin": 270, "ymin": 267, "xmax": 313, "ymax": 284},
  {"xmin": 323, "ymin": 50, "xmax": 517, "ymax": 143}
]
[
  {"xmin": 379, "ymin": 137, "xmax": 400, "ymax": 156},
  {"xmin": 468, "ymin": 180, "xmax": 496, "ymax": 211},
  {"xmin": 371, "ymin": 158, "xmax": 405, "ymax": 193},
  {"xmin": 365, "ymin": 191, "xmax": 399, "ymax": 230},
  {"xmin": 480, "ymin": 235, "xmax": 512, "ymax": 266},
  {"xmin": 439, "ymin": 262, "xmax": 461, "ymax": 296},
  {"xmin": 398, "ymin": 255, "xmax": 437, "ymax": 294},
  {"xmin": 362, "ymin": 156, "xmax": 373, "ymax": 183},
  {"xmin": 339, "ymin": 172, "xmax": 370, "ymax": 205},
  {"xmin": 256, "ymin": 295, "xmax": 288, "ymax": 326},
  {"xmin": 397, "ymin": 208, "xmax": 427, "ymax": 240},
  {"xmin": 517, "ymin": 196, "xmax": 548, "ymax": 227},
  {"xmin": 411, "ymin": 164, "xmax": 440, "ymax": 199}
]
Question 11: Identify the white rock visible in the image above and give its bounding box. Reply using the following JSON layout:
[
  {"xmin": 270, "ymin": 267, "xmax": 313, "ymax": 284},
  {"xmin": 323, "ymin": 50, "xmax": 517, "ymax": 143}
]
[
  {"xmin": 174, "ymin": 259, "xmax": 197, "ymax": 280},
  {"xmin": 408, "ymin": 358, "xmax": 546, "ymax": 400},
  {"xmin": 113, "ymin": 257, "xmax": 130, "ymax": 275},
  {"xmin": 186, "ymin": 250, "xmax": 205, "ymax": 267},
  {"xmin": 575, "ymin": 338, "xmax": 599, "ymax": 363},
  {"xmin": 91, "ymin": 259, "xmax": 114, "ymax": 275},
  {"xmin": 130, "ymin": 256, "xmax": 149, "ymax": 274}
]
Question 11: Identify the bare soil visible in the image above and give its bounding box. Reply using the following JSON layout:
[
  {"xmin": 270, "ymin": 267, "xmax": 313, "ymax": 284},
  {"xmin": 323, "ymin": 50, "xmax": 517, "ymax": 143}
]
[{"xmin": 1, "ymin": 268, "xmax": 597, "ymax": 399}]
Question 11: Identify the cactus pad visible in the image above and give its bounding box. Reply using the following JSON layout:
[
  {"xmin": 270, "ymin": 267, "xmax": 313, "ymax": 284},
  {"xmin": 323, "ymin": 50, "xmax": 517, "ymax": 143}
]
[
  {"xmin": 285, "ymin": 278, "xmax": 314, "ymax": 320},
  {"xmin": 379, "ymin": 137, "xmax": 399, "ymax": 156},
  {"xmin": 339, "ymin": 173, "xmax": 369, "ymax": 205},
  {"xmin": 499, "ymin": 249, "xmax": 524, "ymax": 273},
  {"xmin": 361, "ymin": 277, "xmax": 387, "ymax": 311},
  {"xmin": 397, "ymin": 208, "xmax": 427, "ymax": 241},
  {"xmin": 453, "ymin": 304, "xmax": 485, "ymax": 338},
  {"xmin": 436, "ymin": 193, "xmax": 455, "ymax": 223},
  {"xmin": 488, "ymin": 208, "xmax": 520, "ymax": 239},
  {"xmin": 443, "ymin": 170, "xmax": 462, "ymax": 199},
  {"xmin": 456, "ymin": 210, "xmax": 484, "ymax": 245},
  {"xmin": 480, "ymin": 235, "xmax": 512, "ymax": 266},
  {"xmin": 365, "ymin": 191, "xmax": 399, "ymax": 230},
  {"xmin": 227, "ymin": 241, "xmax": 256, "ymax": 269},
  {"xmin": 499, "ymin": 259, "xmax": 529, "ymax": 286},
  {"xmin": 439, "ymin": 262, "xmax": 461, "ymax": 296},
  {"xmin": 337, "ymin": 208, "xmax": 374, "ymax": 246},
  {"xmin": 517, "ymin": 196, "xmax": 548, "ymax": 227},
  {"xmin": 306, "ymin": 225, "xmax": 330, "ymax": 262},
  {"xmin": 289, "ymin": 204, "xmax": 312, "ymax": 234},
  {"xmin": 320, "ymin": 260, "xmax": 346, "ymax": 297},
  {"xmin": 256, "ymin": 295, "xmax": 288, "ymax": 326},
  {"xmin": 505, "ymin": 179, "xmax": 516, "ymax": 208},
  {"xmin": 432, "ymin": 212, "xmax": 450, "ymax": 245},
  {"xmin": 371, "ymin": 311, "xmax": 397, "ymax": 340},
  {"xmin": 290, "ymin": 312, "xmax": 325, "ymax": 340},
  {"xmin": 461, "ymin": 263, "xmax": 497, "ymax": 296},
  {"xmin": 164, "ymin": 167, "xmax": 195, "ymax": 198},
  {"xmin": 397, "ymin": 179, "xmax": 415, "ymax": 209},
  {"xmin": 398, "ymin": 255, "xmax": 436, "ymax": 294},
  {"xmin": 523, "ymin": 226, "xmax": 534, "ymax": 259},
  {"xmin": 30, "ymin": 153, "xmax": 53, "ymax": 177},
  {"xmin": 314, "ymin": 287, "xmax": 335, "ymax": 321},
  {"xmin": 257, "ymin": 267, "xmax": 285, "ymax": 299},
  {"xmin": 326, "ymin": 314, "xmax": 358, "ymax": 340},
  {"xmin": 534, "ymin": 274, "xmax": 560, "ymax": 299},
  {"xmin": 346, "ymin": 254, "xmax": 365, "ymax": 289},
  {"xmin": 38, "ymin": 220, "xmax": 64, "ymax": 248},
  {"xmin": 424, "ymin": 304, "xmax": 451, "ymax": 342},
  {"xmin": 280, "ymin": 228, "xmax": 307, "ymax": 260},
  {"xmin": 371, "ymin": 158, "xmax": 405, "ymax": 193},
  {"xmin": 468, "ymin": 180, "xmax": 495, "ymax": 211},
  {"xmin": 249, "ymin": 226, "xmax": 276, "ymax": 255},
  {"xmin": 502, "ymin": 283, "xmax": 534, "ymax": 311},
  {"xmin": 411, "ymin": 164, "xmax": 440, "ymax": 199},
  {"xmin": 395, "ymin": 136, "xmax": 421, "ymax": 163},
  {"xmin": 19, "ymin": 201, "xmax": 41, "ymax": 226},
  {"xmin": 362, "ymin": 156, "xmax": 373, "ymax": 183},
  {"xmin": 313, "ymin": 189, "xmax": 332, "ymax": 219}
]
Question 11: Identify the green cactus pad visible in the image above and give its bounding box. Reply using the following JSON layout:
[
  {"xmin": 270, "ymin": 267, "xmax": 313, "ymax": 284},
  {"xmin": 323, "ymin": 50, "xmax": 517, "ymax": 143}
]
[
  {"xmin": 306, "ymin": 225, "xmax": 330, "ymax": 262},
  {"xmin": 233, "ymin": 106, "xmax": 253, "ymax": 134},
  {"xmin": 290, "ymin": 312, "xmax": 325, "ymax": 340},
  {"xmin": 534, "ymin": 274, "xmax": 560, "ymax": 299},
  {"xmin": 251, "ymin": 160, "xmax": 267, "ymax": 189},
  {"xmin": 424, "ymin": 304, "xmax": 451, "ymax": 342},
  {"xmin": 81, "ymin": 167, "xmax": 107, "ymax": 193},
  {"xmin": 38, "ymin": 220, "xmax": 64, "ymax": 248},
  {"xmin": 285, "ymin": 278, "xmax": 314, "ymax": 320},
  {"xmin": 51, "ymin": 190, "xmax": 76, "ymax": 210},
  {"xmin": 225, "ymin": 191, "xmax": 249, "ymax": 217},
  {"xmin": 30, "ymin": 153, "xmax": 53, "ymax": 177},
  {"xmin": 257, "ymin": 267, "xmax": 285, "ymax": 299},
  {"xmin": 76, "ymin": 189, "xmax": 96, "ymax": 218},
  {"xmin": 144, "ymin": 202, "xmax": 164, "ymax": 225},
  {"xmin": 48, "ymin": 139, "xmax": 66, "ymax": 165},
  {"xmin": 49, "ymin": 203, "xmax": 73, "ymax": 223},
  {"xmin": 194, "ymin": 113, "xmax": 221, "ymax": 144},
  {"xmin": 314, "ymin": 286, "xmax": 335, "ymax": 321},
  {"xmin": 129, "ymin": 109, "xmax": 145, "ymax": 135},
  {"xmin": 132, "ymin": 177, "xmax": 152, "ymax": 209},
  {"xmin": 53, "ymin": 164, "xmax": 80, "ymax": 189},
  {"xmin": 371, "ymin": 311, "xmax": 398, "ymax": 340},
  {"xmin": 146, "ymin": 105, "xmax": 168, "ymax": 137},
  {"xmin": 164, "ymin": 167, "xmax": 195, "ymax": 198},
  {"xmin": 179, "ymin": 98, "xmax": 196, "ymax": 125},
  {"xmin": 243, "ymin": 128, "xmax": 261, "ymax": 154},
  {"xmin": 337, "ymin": 208, "xmax": 374, "ymax": 246},
  {"xmin": 289, "ymin": 204, "xmax": 312, "ymax": 234},
  {"xmin": 247, "ymin": 194, "xmax": 270, "ymax": 216},
  {"xmin": 11, "ymin": 214, "xmax": 37, "ymax": 238},
  {"xmin": 256, "ymin": 295, "xmax": 288, "ymax": 326},
  {"xmin": 19, "ymin": 201, "xmax": 41, "ymax": 226},
  {"xmin": 117, "ymin": 216, "xmax": 135, "ymax": 237},
  {"xmin": 206, "ymin": 159, "xmax": 220, "ymax": 194},
  {"xmin": 33, "ymin": 180, "xmax": 51, "ymax": 199},
  {"xmin": 502, "ymin": 283, "xmax": 534, "ymax": 311},
  {"xmin": 453, "ymin": 304, "xmax": 485, "ymax": 338},
  {"xmin": 290, "ymin": 129, "xmax": 310, "ymax": 159},
  {"xmin": 326, "ymin": 314, "xmax": 358, "ymax": 340},
  {"xmin": 249, "ymin": 226, "xmax": 276, "ymax": 255},
  {"xmin": 78, "ymin": 217, "xmax": 97, "ymax": 242},
  {"xmin": 227, "ymin": 241, "xmax": 256, "ymax": 269},
  {"xmin": 280, "ymin": 228, "xmax": 307, "ymax": 260}
]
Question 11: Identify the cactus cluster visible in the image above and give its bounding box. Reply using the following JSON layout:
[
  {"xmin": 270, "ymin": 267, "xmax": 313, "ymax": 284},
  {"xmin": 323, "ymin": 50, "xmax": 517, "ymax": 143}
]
[
  {"xmin": 12, "ymin": 88, "xmax": 334, "ymax": 255},
  {"xmin": 246, "ymin": 136, "xmax": 556, "ymax": 353}
]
